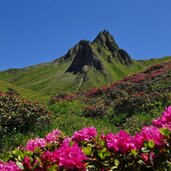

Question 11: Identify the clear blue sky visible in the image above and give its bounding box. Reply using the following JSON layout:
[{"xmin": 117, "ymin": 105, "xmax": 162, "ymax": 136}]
[{"xmin": 0, "ymin": 0, "xmax": 171, "ymax": 70}]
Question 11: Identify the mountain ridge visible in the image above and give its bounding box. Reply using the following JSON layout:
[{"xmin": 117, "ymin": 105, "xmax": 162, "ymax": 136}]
[{"xmin": 0, "ymin": 30, "xmax": 171, "ymax": 95}]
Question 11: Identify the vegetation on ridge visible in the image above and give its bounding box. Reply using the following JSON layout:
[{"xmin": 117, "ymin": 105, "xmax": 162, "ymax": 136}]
[{"xmin": 1, "ymin": 30, "xmax": 170, "ymax": 95}]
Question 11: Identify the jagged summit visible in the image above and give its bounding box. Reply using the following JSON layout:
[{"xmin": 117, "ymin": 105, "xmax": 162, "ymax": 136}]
[
  {"xmin": 1, "ymin": 29, "xmax": 170, "ymax": 95},
  {"xmin": 65, "ymin": 40, "xmax": 103, "ymax": 73},
  {"xmin": 65, "ymin": 30, "xmax": 133, "ymax": 73},
  {"xmin": 93, "ymin": 30, "xmax": 119, "ymax": 52}
]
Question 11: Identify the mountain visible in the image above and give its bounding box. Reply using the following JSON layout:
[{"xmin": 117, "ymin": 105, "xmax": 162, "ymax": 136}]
[
  {"xmin": 50, "ymin": 60, "xmax": 171, "ymax": 133},
  {"xmin": 0, "ymin": 30, "xmax": 171, "ymax": 95}
]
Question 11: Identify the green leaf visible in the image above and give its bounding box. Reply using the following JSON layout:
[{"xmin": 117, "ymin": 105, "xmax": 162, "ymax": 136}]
[
  {"xmin": 144, "ymin": 140, "xmax": 155, "ymax": 149},
  {"xmin": 99, "ymin": 140, "xmax": 105, "ymax": 147},
  {"xmin": 98, "ymin": 148, "xmax": 110, "ymax": 160},
  {"xmin": 82, "ymin": 146, "xmax": 92, "ymax": 156},
  {"xmin": 114, "ymin": 159, "xmax": 119, "ymax": 166},
  {"xmin": 160, "ymin": 128, "xmax": 171, "ymax": 137},
  {"xmin": 141, "ymin": 147, "xmax": 149, "ymax": 153},
  {"xmin": 148, "ymin": 140, "xmax": 155, "ymax": 149},
  {"xmin": 16, "ymin": 161, "xmax": 24, "ymax": 170},
  {"xmin": 47, "ymin": 164, "xmax": 58, "ymax": 171},
  {"xmin": 131, "ymin": 149, "xmax": 138, "ymax": 156}
]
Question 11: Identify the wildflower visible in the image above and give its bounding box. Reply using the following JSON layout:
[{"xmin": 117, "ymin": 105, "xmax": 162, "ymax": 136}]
[
  {"xmin": 105, "ymin": 130, "xmax": 136, "ymax": 154},
  {"xmin": 0, "ymin": 161, "xmax": 21, "ymax": 171},
  {"xmin": 45, "ymin": 129, "xmax": 61, "ymax": 143},
  {"xmin": 72, "ymin": 127, "xmax": 97, "ymax": 142},
  {"xmin": 57, "ymin": 142, "xmax": 87, "ymax": 170},
  {"xmin": 25, "ymin": 138, "xmax": 47, "ymax": 151}
]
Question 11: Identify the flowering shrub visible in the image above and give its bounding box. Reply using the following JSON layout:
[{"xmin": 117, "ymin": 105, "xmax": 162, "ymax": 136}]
[
  {"xmin": 152, "ymin": 106, "xmax": 171, "ymax": 128},
  {"xmin": 72, "ymin": 127, "xmax": 97, "ymax": 142},
  {"xmin": 81, "ymin": 61, "xmax": 171, "ymax": 128},
  {"xmin": 105, "ymin": 130, "xmax": 136, "ymax": 154},
  {"xmin": 0, "ymin": 92, "xmax": 51, "ymax": 136},
  {"xmin": 0, "ymin": 161, "xmax": 21, "ymax": 171},
  {"xmin": 45, "ymin": 129, "xmax": 62, "ymax": 143},
  {"xmin": 83, "ymin": 103, "xmax": 107, "ymax": 118},
  {"xmin": 56, "ymin": 142, "xmax": 87, "ymax": 170},
  {"xmin": 1, "ymin": 105, "xmax": 171, "ymax": 170},
  {"xmin": 25, "ymin": 138, "xmax": 47, "ymax": 151},
  {"xmin": 49, "ymin": 93, "xmax": 77, "ymax": 104}
]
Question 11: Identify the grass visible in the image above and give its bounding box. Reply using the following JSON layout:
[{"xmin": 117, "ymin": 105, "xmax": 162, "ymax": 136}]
[
  {"xmin": 0, "ymin": 80, "xmax": 49, "ymax": 103},
  {"xmin": 0, "ymin": 42, "xmax": 171, "ymax": 160},
  {"xmin": 1, "ymin": 48, "xmax": 170, "ymax": 96},
  {"xmin": 0, "ymin": 99, "xmax": 118, "ymax": 160}
]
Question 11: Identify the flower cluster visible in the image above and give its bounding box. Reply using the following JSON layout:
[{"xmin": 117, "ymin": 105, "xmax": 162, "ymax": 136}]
[
  {"xmin": 0, "ymin": 161, "xmax": 21, "ymax": 171},
  {"xmin": 25, "ymin": 138, "xmax": 47, "ymax": 151},
  {"xmin": 56, "ymin": 142, "xmax": 87, "ymax": 170},
  {"xmin": 45, "ymin": 129, "xmax": 62, "ymax": 143},
  {"xmin": 105, "ymin": 130, "xmax": 136, "ymax": 154},
  {"xmin": 131, "ymin": 73, "xmax": 145, "ymax": 83},
  {"xmin": 49, "ymin": 93, "xmax": 77, "ymax": 104},
  {"xmin": 152, "ymin": 106, "xmax": 171, "ymax": 129},
  {"xmin": 138, "ymin": 126, "xmax": 163, "ymax": 146},
  {"xmin": 26, "ymin": 129, "xmax": 62, "ymax": 151},
  {"xmin": 72, "ymin": 127, "xmax": 97, "ymax": 142},
  {"xmin": 2, "ymin": 105, "xmax": 171, "ymax": 170},
  {"xmin": 24, "ymin": 142, "xmax": 87, "ymax": 170}
]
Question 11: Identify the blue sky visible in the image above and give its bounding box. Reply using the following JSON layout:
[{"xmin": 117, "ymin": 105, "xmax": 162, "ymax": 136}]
[{"xmin": 0, "ymin": 0, "xmax": 171, "ymax": 70}]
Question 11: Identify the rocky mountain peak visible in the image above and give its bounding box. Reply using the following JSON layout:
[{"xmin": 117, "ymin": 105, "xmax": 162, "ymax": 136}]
[
  {"xmin": 93, "ymin": 30, "xmax": 119, "ymax": 52},
  {"xmin": 65, "ymin": 30, "xmax": 133, "ymax": 73},
  {"xmin": 65, "ymin": 40, "xmax": 103, "ymax": 73}
]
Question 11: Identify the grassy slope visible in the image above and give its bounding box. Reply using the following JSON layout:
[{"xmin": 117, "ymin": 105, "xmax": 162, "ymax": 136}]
[
  {"xmin": 0, "ymin": 80, "xmax": 49, "ymax": 103},
  {"xmin": 1, "ymin": 57, "xmax": 171, "ymax": 160},
  {"xmin": 81, "ymin": 59, "xmax": 171, "ymax": 133},
  {"xmin": 0, "ymin": 61, "xmax": 78, "ymax": 95},
  {"xmin": 0, "ymin": 51, "xmax": 170, "ymax": 96}
]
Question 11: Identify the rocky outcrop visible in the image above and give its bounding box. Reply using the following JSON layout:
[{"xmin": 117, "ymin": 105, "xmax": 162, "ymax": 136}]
[
  {"xmin": 64, "ymin": 44, "xmax": 79, "ymax": 61},
  {"xmin": 94, "ymin": 30, "xmax": 133, "ymax": 65},
  {"xmin": 118, "ymin": 49, "xmax": 133, "ymax": 65},
  {"xmin": 65, "ymin": 40, "xmax": 104, "ymax": 73},
  {"xmin": 93, "ymin": 29, "xmax": 119, "ymax": 54},
  {"xmin": 65, "ymin": 30, "xmax": 133, "ymax": 74}
]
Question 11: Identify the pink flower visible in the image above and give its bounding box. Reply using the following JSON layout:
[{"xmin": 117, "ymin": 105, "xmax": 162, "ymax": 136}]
[
  {"xmin": 45, "ymin": 129, "xmax": 61, "ymax": 143},
  {"xmin": 22, "ymin": 156, "xmax": 32, "ymax": 170},
  {"xmin": 41, "ymin": 151, "xmax": 59, "ymax": 169},
  {"xmin": 63, "ymin": 137, "xmax": 71, "ymax": 144},
  {"xmin": 22, "ymin": 156, "xmax": 39, "ymax": 170},
  {"xmin": 117, "ymin": 130, "xmax": 136, "ymax": 153},
  {"xmin": 139, "ymin": 126, "xmax": 163, "ymax": 146},
  {"xmin": 0, "ymin": 161, "xmax": 21, "ymax": 171},
  {"xmin": 56, "ymin": 142, "xmax": 87, "ymax": 170},
  {"xmin": 141, "ymin": 153, "xmax": 149, "ymax": 162},
  {"xmin": 133, "ymin": 133, "xmax": 144, "ymax": 149},
  {"xmin": 25, "ymin": 138, "xmax": 47, "ymax": 151},
  {"xmin": 105, "ymin": 133, "xmax": 119, "ymax": 152},
  {"xmin": 152, "ymin": 106, "xmax": 171, "ymax": 129},
  {"xmin": 72, "ymin": 127, "xmax": 97, "ymax": 142},
  {"xmin": 105, "ymin": 130, "xmax": 136, "ymax": 154},
  {"xmin": 141, "ymin": 152, "xmax": 155, "ymax": 163}
]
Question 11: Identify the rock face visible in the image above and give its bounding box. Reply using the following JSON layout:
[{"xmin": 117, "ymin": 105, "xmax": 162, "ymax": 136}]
[
  {"xmin": 93, "ymin": 30, "xmax": 119, "ymax": 55},
  {"xmin": 118, "ymin": 49, "xmax": 132, "ymax": 65},
  {"xmin": 94, "ymin": 30, "xmax": 133, "ymax": 65},
  {"xmin": 64, "ymin": 44, "xmax": 79, "ymax": 61},
  {"xmin": 65, "ymin": 30, "xmax": 132, "ymax": 73},
  {"xmin": 65, "ymin": 40, "xmax": 103, "ymax": 73}
]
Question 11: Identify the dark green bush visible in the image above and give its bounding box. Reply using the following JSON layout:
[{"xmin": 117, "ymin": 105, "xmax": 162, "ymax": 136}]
[{"xmin": 0, "ymin": 92, "xmax": 51, "ymax": 136}]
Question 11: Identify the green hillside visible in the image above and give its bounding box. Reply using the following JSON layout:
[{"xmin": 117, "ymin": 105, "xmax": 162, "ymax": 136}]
[
  {"xmin": 1, "ymin": 30, "xmax": 170, "ymax": 96},
  {"xmin": 0, "ymin": 80, "xmax": 49, "ymax": 103},
  {"xmin": 77, "ymin": 60, "xmax": 171, "ymax": 133}
]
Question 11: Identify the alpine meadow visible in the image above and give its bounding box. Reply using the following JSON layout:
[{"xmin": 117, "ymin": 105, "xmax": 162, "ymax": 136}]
[{"xmin": 0, "ymin": 1, "xmax": 171, "ymax": 170}]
